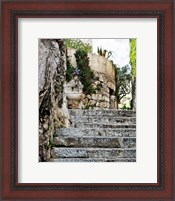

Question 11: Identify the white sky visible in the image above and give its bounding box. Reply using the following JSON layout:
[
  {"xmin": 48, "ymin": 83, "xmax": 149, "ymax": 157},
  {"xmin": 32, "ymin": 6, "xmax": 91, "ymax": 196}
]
[{"xmin": 92, "ymin": 39, "xmax": 130, "ymax": 67}]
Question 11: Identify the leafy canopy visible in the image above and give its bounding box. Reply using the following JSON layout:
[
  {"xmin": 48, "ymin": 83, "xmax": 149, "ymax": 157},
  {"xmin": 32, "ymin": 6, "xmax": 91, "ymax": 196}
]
[{"xmin": 115, "ymin": 64, "xmax": 132, "ymax": 103}]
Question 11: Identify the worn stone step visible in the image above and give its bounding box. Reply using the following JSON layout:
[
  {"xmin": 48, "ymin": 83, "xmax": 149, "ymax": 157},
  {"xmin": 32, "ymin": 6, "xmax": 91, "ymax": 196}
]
[
  {"xmin": 53, "ymin": 136, "xmax": 136, "ymax": 148},
  {"xmin": 50, "ymin": 158, "xmax": 136, "ymax": 162},
  {"xmin": 55, "ymin": 128, "xmax": 136, "ymax": 137},
  {"xmin": 70, "ymin": 116, "xmax": 136, "ymax": 124},
  {"xmin": 74, "ymin": 123, "xmax": 136, "ymax": 129},
  {"xmin": 51, "ymin": 147, "xmax": 136, "ymax": 159},
  {"xmin": 69, "ymin": 109, "xmax": 136, "ymax": 117}
]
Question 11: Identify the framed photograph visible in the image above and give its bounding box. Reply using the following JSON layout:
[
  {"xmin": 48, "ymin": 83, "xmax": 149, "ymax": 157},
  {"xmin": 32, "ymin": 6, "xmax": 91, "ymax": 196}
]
[{"xmin": 1, "ymin": 0, "xmax": 174, "ymax": 200}]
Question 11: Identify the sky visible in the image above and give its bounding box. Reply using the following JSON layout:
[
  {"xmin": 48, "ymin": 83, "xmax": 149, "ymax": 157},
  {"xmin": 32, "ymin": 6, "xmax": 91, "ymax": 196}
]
[{"xmin": 92, "ymin": 39, "xmax": 130, "ymax": 67}]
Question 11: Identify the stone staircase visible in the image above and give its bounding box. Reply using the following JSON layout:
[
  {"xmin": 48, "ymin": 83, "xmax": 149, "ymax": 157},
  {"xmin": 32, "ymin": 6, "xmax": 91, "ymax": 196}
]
[{"xmin": 50, "ymin": 109, "xmax": 136, "ymax": 162}]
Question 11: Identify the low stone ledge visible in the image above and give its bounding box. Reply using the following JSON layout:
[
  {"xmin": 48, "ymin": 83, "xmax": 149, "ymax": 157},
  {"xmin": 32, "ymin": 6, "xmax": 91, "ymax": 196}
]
[
  {"xmin": 53, "ymin": 136, "xmax": 136, "ymax": 148},
  {"xmin": 50, "ymin": 158, "xmax": 136, "ymax": 162},
  {"xmin": 51, "ymin": 147, "xmax": 136, "ymax": 159},
  {"xmin": 55, "ymin": 128, "xmax": 136, "ymax": 137}
]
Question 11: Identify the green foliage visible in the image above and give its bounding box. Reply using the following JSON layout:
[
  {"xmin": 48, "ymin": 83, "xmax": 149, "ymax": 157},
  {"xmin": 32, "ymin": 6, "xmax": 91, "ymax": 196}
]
[
  {"xmin": 115, "ymin": 64, "xmax": 132, "ymax": 104},
  {"xmin": 119, "ymin": 104, "xmax": 131, "ymax": 110},
  {"xmin": 65, "ymin": 40, "xmax": 101, "ymax": 95},
  {"xmin": 96, "ymin": 83, "xmax": 103, "ymax": 91},
  {"xmin": 74, "ymin": 49, "xmax": 97, "ymax": 95},
  {"xmin": 49, "ymin": 138, "xmax": 56, "ymax": 148},
  {"xmin": 97, "ymin": 46, "xmax": 113, "ymax": 59},
  {"xmin": 97, "ymin": 47, "xmax": 102, "ymax": 56},
  {"xmin": 66, "ymin": 56, "xmax": 75, "ymax": 82},
  {"xmin": 97, "ymin": 46, "xmax": 106, "ymax": 57},
  {"xmin": 129, "ymin": 38, "xmax": 136, "ymax": 110},
  {"xmin": 83, "ymin": 103, "xmax": 96, "ymax": 110},
  {"xmin": 129, "ymin": 39, "xmax": 136, "ymax": 78},
  {"xmin": 66, "ymin": 39, "xmax": 92, "ymax": 53}
]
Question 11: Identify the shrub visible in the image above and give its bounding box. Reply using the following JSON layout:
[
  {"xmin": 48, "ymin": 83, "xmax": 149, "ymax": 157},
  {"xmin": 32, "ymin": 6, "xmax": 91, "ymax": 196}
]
[
  {"xmin": 66, "ymin": 56, "xmax": 75, "ymax": 82},
  {"xmin": 66, "ymin": 39, "xmax": 92, "ymax": 53},
  {"xmin": 74, "ymin": 49, "xmax": 97, "ymax": 95}
]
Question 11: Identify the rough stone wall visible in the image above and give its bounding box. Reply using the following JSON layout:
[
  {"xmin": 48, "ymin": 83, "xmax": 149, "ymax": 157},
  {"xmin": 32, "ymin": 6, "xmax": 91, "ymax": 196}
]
[
  {"xmin": 67, "ymin": 48, "xmax": 116, "ymax": 91},
  {"xmin": 67, "ymin": 48, "xmax": 117, "ymax": 109},
  {"xmin": 39, "ymin": 39, "xmax": 68, "ymax": 161},
  {"xmin": 82, "ymin": 71, "xmax": 116, "ymax": 109},
  {"xmin": 88, "ymin": 53, "xmax": 116, "ymax": 90}
]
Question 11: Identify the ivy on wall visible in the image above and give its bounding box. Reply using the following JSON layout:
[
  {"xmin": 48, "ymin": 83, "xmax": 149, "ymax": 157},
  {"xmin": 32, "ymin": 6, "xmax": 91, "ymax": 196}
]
[
  {"xmin": 66, "ymin": 56, "xmax": 75, "ymax": 82},
  {"xmin": 74, "ymin": 49, "xmax": 97, "ymax": 95},
  {"xmin": 65, "ymin": 39, "xmax": 101, "ymax": 95}
]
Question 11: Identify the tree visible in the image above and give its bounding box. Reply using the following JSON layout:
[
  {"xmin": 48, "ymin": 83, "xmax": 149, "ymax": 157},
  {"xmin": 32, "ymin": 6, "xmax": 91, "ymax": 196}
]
[
  {"xmin": 66, "ymin": 39, "xmax": 92, "ymax": 53},
  {"xmin": 115, "ymin": 65, "xmax": 132, "ymax": 108},
  {"xmin": 129, "ymin": 39, "xmax": 136, "ymax": 110}
]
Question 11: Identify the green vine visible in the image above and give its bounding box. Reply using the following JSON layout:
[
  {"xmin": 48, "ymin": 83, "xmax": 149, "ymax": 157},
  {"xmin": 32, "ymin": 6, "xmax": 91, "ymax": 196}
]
[
  {"xmin": 74, "ymin": 49, "xmax": 97, "ymax": 95},
  {"xmin": 65, "ymin": 39, "xmax": 102, "ymax": 95},
  {"xmin": 66, "ymin": 56, "xmax": 75, "ymax": 82}
]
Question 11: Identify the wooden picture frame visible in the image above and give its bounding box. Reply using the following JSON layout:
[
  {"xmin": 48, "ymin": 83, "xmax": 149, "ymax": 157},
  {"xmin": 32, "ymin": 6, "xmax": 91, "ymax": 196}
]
[{"xmin": 1, "ymin": 0, "xmax": 174, "ymax": 200}]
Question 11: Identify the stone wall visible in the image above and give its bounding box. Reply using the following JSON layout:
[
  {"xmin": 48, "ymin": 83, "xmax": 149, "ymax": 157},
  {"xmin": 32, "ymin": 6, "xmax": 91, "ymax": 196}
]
[
  {"xmin": 67, "ymin": 48, "xmax": 116, "ymax": 91},
  {"xmin": 88, "ymin": 54, "xmax": 116, "ymax": 91},
  {"xmin": 82, "ymin": 71, "xmax": 116, "ymax": 109},
  {"xmin": 39, "ymin": 39, "xmax": 69, "ymax": 161},
  {"xmin": 67, "ymin": 48, "xmax": 117, "ymax": 109}
]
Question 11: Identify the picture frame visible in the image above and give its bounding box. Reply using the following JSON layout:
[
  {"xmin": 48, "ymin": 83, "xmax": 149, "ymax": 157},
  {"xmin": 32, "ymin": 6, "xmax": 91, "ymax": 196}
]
[{"xmin": 1, "ymin": 0, "xmax": 174, "ymax": 200}]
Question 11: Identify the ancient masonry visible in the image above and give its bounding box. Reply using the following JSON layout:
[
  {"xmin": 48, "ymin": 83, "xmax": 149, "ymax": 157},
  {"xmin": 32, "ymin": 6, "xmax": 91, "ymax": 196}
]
[
  {"xmin": 39, "ymin": 39, "xmax": 136, "ymax": 162},
  {"xmin": 66, "ymin": 48, "xmax": 117, "ymax": 109}
]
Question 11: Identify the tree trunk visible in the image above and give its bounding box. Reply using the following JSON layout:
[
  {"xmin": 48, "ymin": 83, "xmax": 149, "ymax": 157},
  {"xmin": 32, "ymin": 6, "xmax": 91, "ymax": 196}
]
[{"xmin": 131, "ymin": 77, "xmax": 136, "ymax": 110}]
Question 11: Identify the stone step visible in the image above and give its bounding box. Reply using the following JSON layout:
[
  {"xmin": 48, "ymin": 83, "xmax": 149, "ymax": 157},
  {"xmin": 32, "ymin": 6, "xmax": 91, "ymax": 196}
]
[
  {"xmin": 51, "ymin": 147, "xmax": 136, "ymax": 159},
  {"xmin": 53, "ymin": 136, "xmax": 136, "ymax": 148},
  {"xmin": 69, "ymin": 109, "xmax": 136, "ymax": 117},
  {"xmin": 50, "ymin": 158, "xmax": 136, "ymax": 162},
  {"xmin": 55, "ymin": 128, "xmax": 136, "ymax": 137},
  {"xmin": 70, "ymin": 116, "xmax": 136, "ymax": 124},
  {"xmin": 74, "ymin": 123, "xmax": 136, "ymax": 129}
]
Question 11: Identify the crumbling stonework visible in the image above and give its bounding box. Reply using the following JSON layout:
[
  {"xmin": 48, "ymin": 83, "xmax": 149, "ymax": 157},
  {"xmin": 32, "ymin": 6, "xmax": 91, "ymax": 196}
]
[
  {"xmin": 67, "ymin": 49, "xmax": 117, "ymax": 109},
  {"xmin": 65, "ymin": 76, "xmax": 83, "ymax": 109},
  {"xmin": 39, "ymin": 39, "xmax": 68, "ymax": 161},
  {"xmin": 82, "ymin": 71, "xmax": 116, "ymax": 109},
  {"xmin": 67, "ymin": 48, "xmax": 116, "ymax": 88}
]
